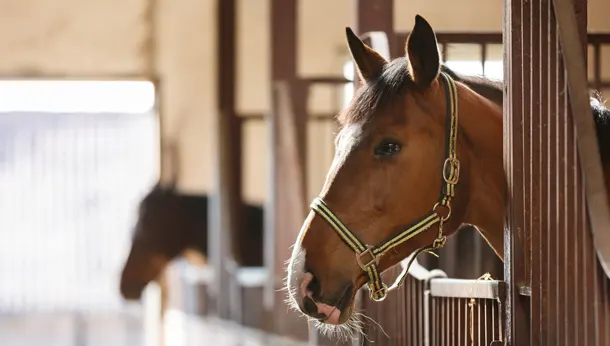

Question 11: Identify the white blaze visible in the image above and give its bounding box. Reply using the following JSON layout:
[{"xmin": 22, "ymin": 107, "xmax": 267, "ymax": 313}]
[{"xmin": 320, "ymin": 123, "xmax": 363, "ymax": 196}]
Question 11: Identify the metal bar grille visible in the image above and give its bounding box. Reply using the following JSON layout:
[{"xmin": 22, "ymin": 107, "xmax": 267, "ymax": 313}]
[
  {"xmin": 428, "ymin": 280, "xmax": 506, "ymax": 346},
  {"xmin": 358, "ymin": 261, "xmax": 507, "ymax": 346}
]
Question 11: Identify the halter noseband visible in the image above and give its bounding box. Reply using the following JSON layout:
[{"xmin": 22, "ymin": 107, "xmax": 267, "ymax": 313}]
[{"xmin": 310, "ymin": 72, "xmax": 460, "ymax": 302}]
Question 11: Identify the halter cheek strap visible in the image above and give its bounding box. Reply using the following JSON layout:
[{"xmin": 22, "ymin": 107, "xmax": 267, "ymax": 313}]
[{"xmin": 310, "ymin": 72, "xmax": 460, "ymax": 302}]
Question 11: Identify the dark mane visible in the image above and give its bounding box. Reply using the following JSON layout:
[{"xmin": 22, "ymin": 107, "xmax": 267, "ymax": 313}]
[
  {"xmin": 339, "ymin": 57, "xmax": 414, "ymax": 126},
  {"xmin": 340, "ymin": 59, "xmax": 610, "ymax": 165},
  {"xmin": 338, "ymin": 59, "xmax": 506, "ymax": 126}
]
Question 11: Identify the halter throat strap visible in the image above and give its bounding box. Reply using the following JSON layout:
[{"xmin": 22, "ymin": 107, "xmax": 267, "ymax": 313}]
[{"xmin": 310, "ymin": 72, "xmax": 460, "ymax": 302}]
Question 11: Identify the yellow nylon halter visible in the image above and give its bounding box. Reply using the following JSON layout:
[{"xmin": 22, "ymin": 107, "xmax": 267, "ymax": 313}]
[{"xmin": 310, "ymin": 72, "xmax": 460, "ymax": 302}]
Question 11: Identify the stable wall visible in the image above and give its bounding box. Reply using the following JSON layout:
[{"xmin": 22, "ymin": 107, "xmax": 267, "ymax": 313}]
[{"xmin": 0, "ymin": 0, "xmax": 608, "ymax": 204}]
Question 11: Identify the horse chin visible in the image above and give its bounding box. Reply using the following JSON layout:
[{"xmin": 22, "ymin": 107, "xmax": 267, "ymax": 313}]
[
  {"xmin": 120, "ymin": 283, "xmax": 146, "ymax": 300},
  {"xmin": 312, "ymin": 300, "xmax": 364, "ymax": 342}
]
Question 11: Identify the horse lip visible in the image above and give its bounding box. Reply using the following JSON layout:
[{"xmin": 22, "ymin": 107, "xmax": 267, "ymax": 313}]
[{"xmin": 332, "ymin": 284, "xmax": 355, "ymax": 320}]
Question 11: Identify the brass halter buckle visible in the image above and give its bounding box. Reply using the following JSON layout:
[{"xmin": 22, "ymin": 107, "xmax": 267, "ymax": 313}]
[
  {"xmin": 369, "ymin": 282, "xmax": 388, "ymax": 302},
  {"xmin": 356, "ymin": 245, "xmax": 379, "ymax": 271},
  {"xmin": 443, "ymin": 157, "xmax": 461, "ymax": 185}
]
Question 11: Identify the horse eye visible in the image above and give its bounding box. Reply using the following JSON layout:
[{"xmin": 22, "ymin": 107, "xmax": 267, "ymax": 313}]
[{"xmin": 374, "ymin": 140, "xmax": 401, "ymax": 157}]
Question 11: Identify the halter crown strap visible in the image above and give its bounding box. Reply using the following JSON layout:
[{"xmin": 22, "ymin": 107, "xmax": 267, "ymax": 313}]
[{"xmin": 310, "ymin": 72, "xmax": 460, "ymax": 302}]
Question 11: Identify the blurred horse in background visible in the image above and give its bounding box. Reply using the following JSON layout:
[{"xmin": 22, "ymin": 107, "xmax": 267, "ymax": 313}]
[{"xmin": 119, "ymin": 141, "xmax": 264, "ymax": 301}]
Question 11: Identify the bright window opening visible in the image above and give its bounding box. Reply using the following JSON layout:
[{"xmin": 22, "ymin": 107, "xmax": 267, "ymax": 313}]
[
  {"xmin": 0, "ymin": 80, "xmax": 159, "ymax": 345},
  {"xmin": 0, "ymin": 80, "xmax": 155, "ymax": 113}
]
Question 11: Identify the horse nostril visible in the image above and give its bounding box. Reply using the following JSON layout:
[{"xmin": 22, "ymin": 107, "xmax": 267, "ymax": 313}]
[
  {"xmin": 302, "ymin": 296, "xmax": 326, "ymax": 320},
  {"xmin": 306, "ymin": 274, "xmax": 321, "ymax": 298}
]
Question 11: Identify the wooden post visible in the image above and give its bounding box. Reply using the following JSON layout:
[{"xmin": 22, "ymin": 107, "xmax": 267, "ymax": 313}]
[
  {"xmin": 353, "ymin": 0, "xmax": 395, "ymax": 54},
  {"xmin": 352, "ymin": 0, "xmax": 395, "ymax": 92},
  {"xmin": 209, "ymin": 0, "xmax": 242, "ymax": 320},
  {"xmin": 265, "ymin": 0, "xmax": 310, "ymax": 340},
  {"xmin": 502, "ymin": 1, "xmax": 606, "ymax": 345}
]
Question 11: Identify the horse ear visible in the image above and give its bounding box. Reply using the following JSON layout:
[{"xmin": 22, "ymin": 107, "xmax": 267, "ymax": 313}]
[
  {"xmin": 405, "ymin": 15, "xmax": 441, "ymax": 87},
  {"xmin": 345, "ymin": 27, "xmax": 388, "ymax": 82}
]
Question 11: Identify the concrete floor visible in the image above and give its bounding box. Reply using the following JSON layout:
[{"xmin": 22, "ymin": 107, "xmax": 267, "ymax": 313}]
[
  {"xmin": 163, "ymin": 310, "xmax": 310, "ymax": 346},
  {"xmin": 0, "ymin": 310, "xmax": 310, "ymax": 346},
  {"xmin": 0, "ymin": 312, "xmax": 142, "ymax": 346}
]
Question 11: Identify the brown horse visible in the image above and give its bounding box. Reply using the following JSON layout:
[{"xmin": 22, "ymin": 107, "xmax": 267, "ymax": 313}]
[
  {"xmin": 285, "ymin": 14, "xmax": 610, "ymax": 336},
  {"xmin": 119, "ymin": 183, "xmax": 264, "ymax": 300}
]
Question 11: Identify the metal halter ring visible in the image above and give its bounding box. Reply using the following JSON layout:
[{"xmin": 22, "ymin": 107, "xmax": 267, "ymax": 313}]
[
  {"xmin": 442, "ymin": 157, "xmax": 461, "ymax": 185},
  {"xmin": 356, "ymin": 245, "xmax": 379, "ymax": 271},
  {"xmin": 433, "ymin": 202, "xmax": 452, "ymax": 222},
  {"xmin": 369, "ymin": 283, "xmax": 388, "ymax": 302}
]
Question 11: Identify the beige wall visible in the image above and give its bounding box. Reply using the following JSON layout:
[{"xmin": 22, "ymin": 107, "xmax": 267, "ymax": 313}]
[
  {"xmin": 0, "ymin": 0, "xmax": 150, "ymax": 76},
  {"xmin": 0, "ymin": 0, "xmax": 609, "ymax": 203},
  {"xmin": 155, "ymin": 0, "xmax": 217, "ymax": 195}
]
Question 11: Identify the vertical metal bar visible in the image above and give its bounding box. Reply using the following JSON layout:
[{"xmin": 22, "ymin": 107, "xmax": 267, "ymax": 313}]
[
  {"xmin": 449, "ymin": 298, "xmax": 453, "ymax": 346},
  {"xmin": 477, "ymin": 300, "xmax": 481, "ymax": 346},
  {"xmin": 485, "ymin": 299, "xmax": 489, "ymax": 346},
  {"xmin": 426, "ymin": 290, "xmax": 431, "ymax": 346},
  {"xmin": 548, "ymin": 2, "xmax": 560, "ymax": 343},
  {"xmin": 466, "ymin": 298, "xmax": 469, "ymax": 346},
  {"xmin": 445, "ymin": 297, "xmax": 448, "ymax": 346},
  {"xmin": 458, "ymin": 297, "xmax": 461, "ymax": 346},
  {"xmin": 415, "ymin": 280, "xmax": 419, "ymax": 345},
  {"xmin": 492, "ymin": 299, "xmax": 496, "ymax": 341}
]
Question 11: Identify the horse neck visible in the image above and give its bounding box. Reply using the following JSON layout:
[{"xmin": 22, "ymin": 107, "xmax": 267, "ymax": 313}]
[{"xmin": 455, "ymin": 82, "xmax": 506, "ymax": 260}]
